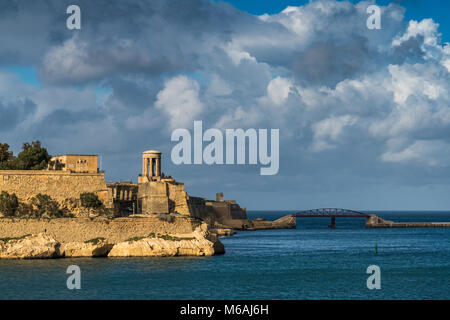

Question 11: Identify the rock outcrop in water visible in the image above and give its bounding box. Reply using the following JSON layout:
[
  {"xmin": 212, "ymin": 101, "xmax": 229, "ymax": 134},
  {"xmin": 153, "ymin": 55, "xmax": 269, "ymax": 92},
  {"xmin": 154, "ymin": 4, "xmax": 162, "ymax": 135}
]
[
  {"xmin": 0, "ymin": 233, "xmax": 59, "ymax": 259},
  {"xmin": 108, "ymin": 237, "xmax": 217, "ymax": 257},
  {"xmin": 0, "ymin": 226, "xmax": 225, "ymax": 259},
  {"xmin": 108, "ymin": 226, "xmax": 224, "ymax": 257},
  {"xmin": 60, "ymin": 240, "xmax": 114, "ymax": 257}
]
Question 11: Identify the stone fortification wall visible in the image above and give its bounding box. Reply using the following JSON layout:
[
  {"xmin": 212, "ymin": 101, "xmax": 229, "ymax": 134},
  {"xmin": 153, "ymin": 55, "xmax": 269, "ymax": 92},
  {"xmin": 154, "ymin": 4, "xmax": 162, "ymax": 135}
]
[
  {"xmin": 0, "ymin": 216, "xmax": 201, "ymax": 243},
  {"xmin": 229, "ymin": 203, "xmax": 248, "ymax": 219},
  {"xmin": 0, "ymin": 170, "xmax": 113, "ymax": 207},
  {"xmin": 167, "ymin": 182, "xmax": 190, "ymax": 214},
  {"xmin": 187, "ymin": 197, "xmax": 248, "ymax": 226}
]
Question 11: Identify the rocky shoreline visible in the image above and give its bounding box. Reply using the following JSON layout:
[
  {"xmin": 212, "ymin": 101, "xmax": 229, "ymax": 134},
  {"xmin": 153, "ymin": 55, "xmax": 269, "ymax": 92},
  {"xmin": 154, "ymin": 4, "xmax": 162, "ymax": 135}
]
[
  {"xmin": 0, "ymin": 225, "xmax": 225, "ymax": 259},
  {"xmin": 0, "ymin": 212, "xmax": 298, "ymax": 259}
]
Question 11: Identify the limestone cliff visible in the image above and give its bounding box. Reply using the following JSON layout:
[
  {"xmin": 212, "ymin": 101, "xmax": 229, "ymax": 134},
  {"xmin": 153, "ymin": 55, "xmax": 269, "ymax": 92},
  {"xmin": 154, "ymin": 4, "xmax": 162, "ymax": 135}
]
[{"xmin": 0, "ymin": 233, "xmax": 59, "ymax": 259}]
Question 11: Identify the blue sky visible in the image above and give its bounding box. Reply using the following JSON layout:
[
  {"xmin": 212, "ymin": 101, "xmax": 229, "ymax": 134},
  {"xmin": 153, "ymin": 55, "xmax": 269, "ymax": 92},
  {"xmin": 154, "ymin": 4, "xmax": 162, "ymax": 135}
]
[
  {"xmin": 2, "ymin": 66, "xmax": 40, "ymax": 87},
  {"xmin": 2, "ymin": 0, "xmax": 450, "ymax": 210}
]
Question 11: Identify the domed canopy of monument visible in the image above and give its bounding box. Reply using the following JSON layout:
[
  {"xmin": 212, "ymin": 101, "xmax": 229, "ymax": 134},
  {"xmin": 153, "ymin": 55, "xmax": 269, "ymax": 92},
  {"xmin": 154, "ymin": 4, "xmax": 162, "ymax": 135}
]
[{"xmin": 143, "ymin": 150, "xmax": 162, "ymax": 154}]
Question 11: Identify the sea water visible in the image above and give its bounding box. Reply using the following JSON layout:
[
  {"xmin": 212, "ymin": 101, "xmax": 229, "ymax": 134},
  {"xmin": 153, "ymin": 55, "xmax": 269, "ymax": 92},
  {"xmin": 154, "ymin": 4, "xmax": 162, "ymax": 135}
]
[{"xmin": 1, "ymin": 211, "xmax": 450, "ymax": 300}]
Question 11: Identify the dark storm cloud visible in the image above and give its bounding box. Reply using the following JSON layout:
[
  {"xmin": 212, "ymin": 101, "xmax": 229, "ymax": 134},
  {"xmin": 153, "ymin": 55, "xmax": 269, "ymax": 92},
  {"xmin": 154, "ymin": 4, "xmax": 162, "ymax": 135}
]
[
  {"xmin": 293, "ymin": 38, "xmax": 373, "ymax": 86},
  {"xmin": 0, "ymin": 98, "xmax": 36, "ymax": 131},
  {"xmin": 41, "ymin": 108, "xmax": 105, "ymax": 127},
  {"xmin": 0, "ymin": 1, "xmax": 71, "ymax": 65},
  {"xmin": 33, "ymin": 0, "xmax": 255, "ymax": 85},
  {"xmin": 104, "ymin": 76, "xmax": 161, "ymax": 113}
]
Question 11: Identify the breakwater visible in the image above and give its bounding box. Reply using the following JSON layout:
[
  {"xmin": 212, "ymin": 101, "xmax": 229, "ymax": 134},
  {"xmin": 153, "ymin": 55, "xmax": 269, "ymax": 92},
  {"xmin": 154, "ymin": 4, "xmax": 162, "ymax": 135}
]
[{"xmin": 365, "ymin": 214, "xmax": 450, "ymax": 228}]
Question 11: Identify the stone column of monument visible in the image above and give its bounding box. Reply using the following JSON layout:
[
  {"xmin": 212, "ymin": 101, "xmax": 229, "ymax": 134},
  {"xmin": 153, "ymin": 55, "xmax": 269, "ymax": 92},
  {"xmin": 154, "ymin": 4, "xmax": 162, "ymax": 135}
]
[
  {"xmin": 151, "ymin": 158, "xmax": 155, "ymax": 177},
  {"xmin": 156, "ymin": 157, "xmax": 161, "ymax": 177},
  {"xmin": 142, "ymin": 157, "xmax": 148, "ymax": 177}
]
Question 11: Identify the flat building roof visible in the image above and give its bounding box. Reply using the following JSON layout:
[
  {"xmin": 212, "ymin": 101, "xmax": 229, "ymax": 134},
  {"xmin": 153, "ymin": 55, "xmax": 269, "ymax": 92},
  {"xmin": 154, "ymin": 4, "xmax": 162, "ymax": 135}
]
[{"xmin": 52, "ymin": 154, "xmax": 98, "ymax": 157}]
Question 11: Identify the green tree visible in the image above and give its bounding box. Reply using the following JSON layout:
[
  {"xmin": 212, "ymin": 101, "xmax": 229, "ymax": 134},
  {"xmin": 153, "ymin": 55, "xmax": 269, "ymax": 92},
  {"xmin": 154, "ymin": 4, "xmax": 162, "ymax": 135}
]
[
  {"xmin": 0, "ymin": 191, "xmax": 19, "ymax": 217},
  {"xmin": 0, "ymin": 143, "xmax": 12, "ymax": 163},
  {"xmin": 80, "ymin": 193, "xmax": 103, "ymax": 209},
  {"xmin": 15, "ymin": 141, "xmax": 51, "ymax": 170},
  {"xmin": 0, "ymin": 143, "xmax": 15, "ymax": 169}
]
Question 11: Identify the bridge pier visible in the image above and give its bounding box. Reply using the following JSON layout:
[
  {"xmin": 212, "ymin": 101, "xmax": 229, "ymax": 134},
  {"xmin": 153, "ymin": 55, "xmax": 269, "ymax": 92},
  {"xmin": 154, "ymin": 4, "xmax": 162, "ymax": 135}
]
[{"xmin": 329, "ymin": 217, "xmax": 336, "ymax": 229}]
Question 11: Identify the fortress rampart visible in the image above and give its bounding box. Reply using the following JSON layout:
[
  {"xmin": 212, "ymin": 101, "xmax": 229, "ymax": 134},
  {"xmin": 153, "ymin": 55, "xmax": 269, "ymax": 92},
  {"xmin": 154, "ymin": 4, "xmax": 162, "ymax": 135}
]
[
  {"xmin": 188, "ymin": 195, "xmax": 249, "ymax": 228},
  {"xmin": 0, "ymin": 170, "xmax": 113, "ymax": 207}
]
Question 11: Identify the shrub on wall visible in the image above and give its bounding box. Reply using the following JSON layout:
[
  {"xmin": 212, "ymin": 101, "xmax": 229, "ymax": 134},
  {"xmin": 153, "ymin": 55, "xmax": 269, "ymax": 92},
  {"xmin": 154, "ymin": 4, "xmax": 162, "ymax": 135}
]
[
  {"xmin": 30, "ymin": 193, "xmax": 63, "ymax": 218},
  {"xmin": 16, "ymin": 202, "xmax": 34, "ymax": 218},
  {"xmin": 158, "ymin": 214, "xmax": 176, "ymax": 223},
  {"xmin": 80, "ymin": 193, "xmax": 103, "ymax": 209},
  {"xmin": 0, "ymin": 191, "xmax": 19, "ymax": 217}
]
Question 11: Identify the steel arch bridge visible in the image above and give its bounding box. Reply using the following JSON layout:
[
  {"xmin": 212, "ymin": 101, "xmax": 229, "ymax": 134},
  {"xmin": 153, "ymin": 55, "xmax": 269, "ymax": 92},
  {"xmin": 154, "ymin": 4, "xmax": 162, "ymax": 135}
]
[{"xmin": 291, "ymin": 208, "xmax": 371, "ymax": 228}]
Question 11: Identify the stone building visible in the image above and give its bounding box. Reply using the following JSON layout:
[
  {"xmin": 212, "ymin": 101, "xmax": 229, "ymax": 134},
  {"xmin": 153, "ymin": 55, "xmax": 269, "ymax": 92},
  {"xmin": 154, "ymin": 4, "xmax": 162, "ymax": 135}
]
[{"xmin": 49, "ymin": 154, "xmax": 99, "ymax": 173}]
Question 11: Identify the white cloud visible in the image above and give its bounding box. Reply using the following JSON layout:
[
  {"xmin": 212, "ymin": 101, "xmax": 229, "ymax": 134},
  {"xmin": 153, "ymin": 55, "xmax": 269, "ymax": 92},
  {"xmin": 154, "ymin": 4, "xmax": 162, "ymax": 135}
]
[
  {"xmin": 381, "ymin": 140, "xmax": 450, "ymax": 166},
  {"xmin": 155, "ymin": 75, "xmax": 204, "ymax": 130},
  {"xmin": 222, "ymin": 42, "xmax": 258, "ymax": 66},
  {"xmin": 392, "ymin": 19, "xmax": 440, "ymax": 48},
  {"xmin": 370, "ymin": 63, "xmax": 450, "ymax": 139},
  {"xmin": 442, "ymin": 43, "xmax": 450, "ymax": 72},
  {"xmin": 40, "ymin": 37, "xmax": 105, "ymax": 84},
  {"xmin": 310, "ymin": 115, "xmax": 357, "ymax": 152},
  {"xmin": 214, "ymin": 106, "xmax": 259, "ymax": 129},
  {"xmin": 388, "ymin": 64, "xmax": 444, "ymax": 104},
  {"xmin": 266, "ymin": 76, "xmax": 292, "ymax": 106},
  {"xmin": 39, "ymin": 36, "xmax": 169, "ymax": 85}
]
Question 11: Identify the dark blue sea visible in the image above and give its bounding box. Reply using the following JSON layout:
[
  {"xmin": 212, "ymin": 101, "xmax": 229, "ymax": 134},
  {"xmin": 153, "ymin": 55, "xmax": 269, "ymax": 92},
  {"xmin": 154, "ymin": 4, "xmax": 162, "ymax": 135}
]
[{"xmin": 1, "ymin": 211, "xmax": 450, "ymax": 300}]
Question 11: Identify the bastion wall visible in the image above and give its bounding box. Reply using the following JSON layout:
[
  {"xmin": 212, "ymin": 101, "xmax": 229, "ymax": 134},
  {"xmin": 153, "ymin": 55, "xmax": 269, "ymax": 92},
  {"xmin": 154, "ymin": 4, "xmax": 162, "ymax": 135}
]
[
  {"xmin": 167, "ymin": 182, "xmax": 190, "ymax": 214},
  {"xmin": 0, "ymin": 170, "xmax": 113, "ymax": 207},
  {"xmin": 138, "ymin": 180, "xmax": 191, "ymax": 215},
  {"xmin": 0, "ymin": 216, "xmax": 202, "ymax": 243}
]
